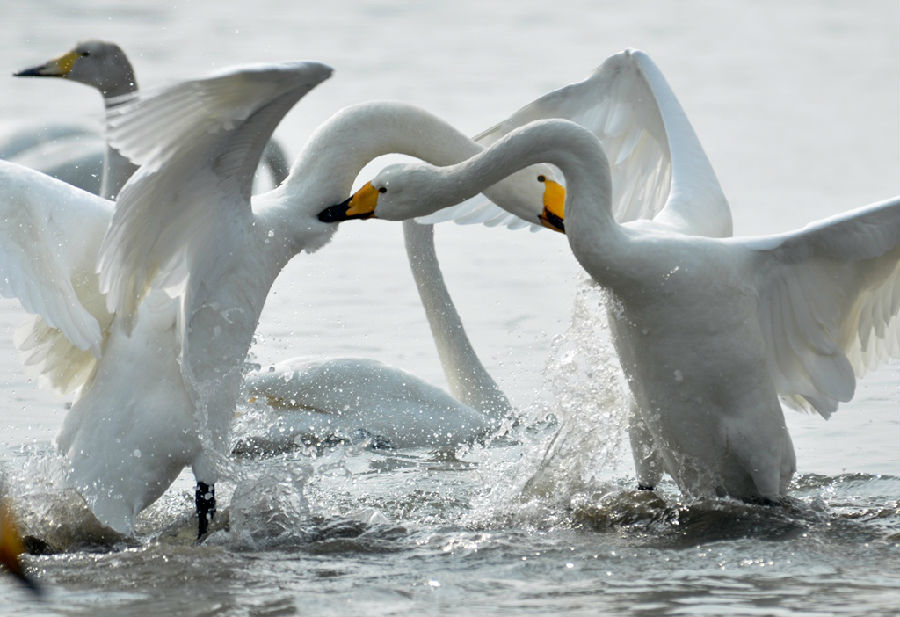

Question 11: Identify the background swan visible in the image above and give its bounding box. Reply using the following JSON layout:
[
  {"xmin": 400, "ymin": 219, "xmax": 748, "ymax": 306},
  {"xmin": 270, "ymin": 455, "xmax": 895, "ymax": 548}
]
[
  {"xmin": 7, "ymin": 40, "xmax": 290, "ymax": 198},
  {"xmin": 323, "ymin": 115, "xmax": 899, "ymax": 501},
  {"xmin": 242, "ymin": 357, "xmax": 498, "ymax": 450}
]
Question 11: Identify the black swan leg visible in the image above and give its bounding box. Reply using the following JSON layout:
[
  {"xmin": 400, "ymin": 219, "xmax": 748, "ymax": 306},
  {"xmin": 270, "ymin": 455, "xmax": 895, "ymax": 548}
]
[{"xmin": 195, "ymin": 482, "xmax": 215, "ymax": 539}]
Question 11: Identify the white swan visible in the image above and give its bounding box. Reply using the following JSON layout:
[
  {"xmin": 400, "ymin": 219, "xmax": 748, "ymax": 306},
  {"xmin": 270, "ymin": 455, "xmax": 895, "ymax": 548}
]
[
  {"xmin": 0, "ymin": 63, "xmax": 333, "ymax": 537},
  {"xmin": 322, "ymin": 104, "xmax": 899, "ymax": 500},
  {"xmin": 0, "ymin": 58, "xmax": 587, "ymax": 535},
  {"xmin": 10, "ymin": 40, "xmax": 290, "ymax": 198}
]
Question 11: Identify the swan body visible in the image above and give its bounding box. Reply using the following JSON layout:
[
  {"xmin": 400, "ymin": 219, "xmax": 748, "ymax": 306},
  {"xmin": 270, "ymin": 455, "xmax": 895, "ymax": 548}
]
[
  {"xmin": 325, "ymin": 70, "xmax": 899, "ymax": 500},
  {"xmin": 245, "ymin": 358, "xmax": 495, "ymax": 449},
  {"xmin": 0, "ymin": 63, "xmax": 333, "ymax": 533},
  {"xmin": 10, "ymin": 40, "xmax": 290, "ymax": 198}
]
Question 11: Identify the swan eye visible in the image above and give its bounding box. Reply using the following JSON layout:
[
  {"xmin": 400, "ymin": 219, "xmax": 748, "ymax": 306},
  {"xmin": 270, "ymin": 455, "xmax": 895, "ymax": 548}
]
[
  {"xmin": 81, "ymin": 51, "xmax": 91, "ymax": 57},
  {"xmin": 378, "ymin": 187, "xmax": 387, "ymax": 193},
  {"xmin": 537, "ymin": 175, "xmax": 546, "ymax": 183}
]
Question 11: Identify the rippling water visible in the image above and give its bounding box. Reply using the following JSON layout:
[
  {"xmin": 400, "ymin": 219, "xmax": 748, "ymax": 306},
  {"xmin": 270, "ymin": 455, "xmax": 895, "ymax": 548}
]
[{"xmin": 1, "ymin": 1, "xmax": 898, "ymax": 615}]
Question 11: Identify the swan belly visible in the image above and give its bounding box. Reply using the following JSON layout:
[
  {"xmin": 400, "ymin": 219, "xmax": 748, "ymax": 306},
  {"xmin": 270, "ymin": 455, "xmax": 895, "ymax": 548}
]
[
  {"xmin": 608, "ymin": 277, "xmax": 796, "ymax": 500},
  {"xmin": 55, "ymin": 298, "xmax": 197, "ymax": 534}
]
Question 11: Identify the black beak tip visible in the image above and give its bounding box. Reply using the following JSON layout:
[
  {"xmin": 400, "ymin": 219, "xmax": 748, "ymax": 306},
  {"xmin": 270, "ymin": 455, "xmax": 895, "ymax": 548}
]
[
  {"xmin": 13, "ymin": 67, "xmax": 43, "ymax": 77},
  {"xmin": 317, "ymin": 199, "xmax": 351, "ymax": 223},
  {"xmin": 539, "ymin": 212, "xmax": 566, "ymax": 233}
]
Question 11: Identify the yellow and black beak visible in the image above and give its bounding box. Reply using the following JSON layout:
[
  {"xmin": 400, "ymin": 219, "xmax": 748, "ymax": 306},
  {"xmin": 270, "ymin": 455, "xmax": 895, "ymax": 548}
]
[
  {"xmin": 317, "ymin": 181, "xmax": 380, "ymax": 223},
  {"xmin": 0, "ymin": 499, "xmax": 39, "ymax": 594},
  {"xmin": 14, "ymin": 50, "xmax": 82, "ymax": 78},
  {"xmin": 538, "ymin": 177, "xmax": 566, "ymax": 233}
]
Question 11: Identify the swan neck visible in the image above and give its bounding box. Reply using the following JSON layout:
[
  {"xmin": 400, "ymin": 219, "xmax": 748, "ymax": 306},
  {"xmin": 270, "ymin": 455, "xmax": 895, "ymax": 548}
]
[
  {"xmin": 438, "ymin": 121, "xmax": 617, "ymax": 230},
  {"xmin": 283, "ymin": 102, "xmax": 482, "ymax": 199},
  {"xmin": 403, "ymin": 221, "xmax": 511, "ymax": 415}
]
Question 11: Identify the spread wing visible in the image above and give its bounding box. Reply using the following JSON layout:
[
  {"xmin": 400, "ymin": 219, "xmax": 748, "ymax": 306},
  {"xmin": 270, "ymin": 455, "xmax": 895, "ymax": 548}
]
[
  {"xmin": 0, "ymin": 160, "xmax": 113, "ymax": 391},
  {"xmin": 425, "ymin": 49, "xmax": 731, "ymax": 237},
  {"xmin": 748, "ymin": 197, "xmax": 899, "ymax": 417},
  {"xmin": 98, "ymin": 62, "xmax": 333, "ymax": 326}
]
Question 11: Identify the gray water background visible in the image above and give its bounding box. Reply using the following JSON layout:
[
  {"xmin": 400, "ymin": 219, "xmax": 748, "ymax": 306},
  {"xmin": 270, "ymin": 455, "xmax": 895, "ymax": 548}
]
[{"xmin": 0, "ymin": 1, "xmax": 897, "ymax": 615}]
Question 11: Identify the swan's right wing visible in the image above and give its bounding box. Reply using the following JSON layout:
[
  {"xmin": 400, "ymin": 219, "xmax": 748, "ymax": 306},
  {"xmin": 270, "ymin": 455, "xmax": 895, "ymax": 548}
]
[
  {"xmin": 427, "ymin": 49, "xmax": 731, "ymax": 237},
  {"xmin": 98, "ymin": 62, "xmax": 333, "ymax": 327},
  {"xmin": 0, "ymin": 161, "xmax": 113, "ymax": 391},
  {"xmin": 748, "ymin": 197, "xmax": 900, "ymax": 417}
]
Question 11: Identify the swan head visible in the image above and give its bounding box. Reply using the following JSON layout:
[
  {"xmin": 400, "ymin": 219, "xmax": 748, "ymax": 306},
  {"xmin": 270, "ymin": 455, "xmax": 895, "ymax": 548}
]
[
  {"xmin": 15, "ymin": 40, "xmax": 136, "ymax": 97},
  {"xmin": 318, "ymin": 162, "xmax": 566, "ymax": 232}
]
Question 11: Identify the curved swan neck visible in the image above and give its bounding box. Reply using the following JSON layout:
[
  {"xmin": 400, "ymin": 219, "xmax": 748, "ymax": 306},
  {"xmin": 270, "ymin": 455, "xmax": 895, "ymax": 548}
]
[
  {"xmin": 403, "ymin": 221, "xmax": 512, "ymax": 416},
  {"xmin": 434, "ymin": 119, "xmax": 617, "ymax": 228},
  {"xmin": 283, "ymin": 102, "xmax": 483, "ymax": 198}
]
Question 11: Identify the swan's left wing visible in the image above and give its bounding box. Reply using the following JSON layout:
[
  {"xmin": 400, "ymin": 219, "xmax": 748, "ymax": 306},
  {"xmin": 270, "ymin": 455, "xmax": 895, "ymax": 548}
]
[
  {"xmin": 747, "ymin": 197, "xmax": 900, "ymax": 417},
  {"xmin": 98, "ymin": 62, "xmax": 333, "ymax": 326}
]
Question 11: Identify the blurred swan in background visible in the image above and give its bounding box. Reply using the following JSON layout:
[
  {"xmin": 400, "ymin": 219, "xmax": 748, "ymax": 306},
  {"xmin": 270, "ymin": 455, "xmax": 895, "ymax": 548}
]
[
  {"xmin": 7, "ymin": 40, "xmax": 290, "ymax": 198},
  {"xmin": 322, "ymin": 49, "xmax": 899, "ymax": 501}
]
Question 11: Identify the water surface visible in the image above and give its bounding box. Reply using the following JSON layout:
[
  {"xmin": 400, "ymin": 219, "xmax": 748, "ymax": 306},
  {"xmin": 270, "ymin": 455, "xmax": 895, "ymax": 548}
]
[{"xmin": 0, "ymin": 1, "xmax": 897, "ymax": 615}]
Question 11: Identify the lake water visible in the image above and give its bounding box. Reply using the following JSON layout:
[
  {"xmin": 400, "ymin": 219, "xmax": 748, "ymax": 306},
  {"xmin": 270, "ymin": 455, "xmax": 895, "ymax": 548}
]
[{"xmin": 0, "ymin": 1, "xmax": 897, "ymax": 615}]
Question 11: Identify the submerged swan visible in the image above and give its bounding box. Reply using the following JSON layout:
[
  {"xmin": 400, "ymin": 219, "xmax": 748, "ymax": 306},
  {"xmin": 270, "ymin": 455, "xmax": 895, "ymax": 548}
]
[
  {"xmin": 10, "ymin": 39, "xmax": 289, "ymax": 198},
  {"xmin": 243, "ymin": 357, "xmax": 498, "ymax": 450},
  {"xmin": 323, "ymin": 90, "xmax": 899, "ymax": 500}
]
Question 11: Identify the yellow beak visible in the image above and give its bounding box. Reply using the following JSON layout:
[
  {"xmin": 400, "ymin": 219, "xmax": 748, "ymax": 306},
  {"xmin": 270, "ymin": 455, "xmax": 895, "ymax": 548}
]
[
  {"xmin": 317, "ymin": 181, "xmax": 380, "ymax": 222},
  {"xmin": 538, "ymin": 178, "xmax": 566, "ymax": 233},
  {"xmin": 14, "ymin": 50, "xmax": 82, "ymax": 78}
]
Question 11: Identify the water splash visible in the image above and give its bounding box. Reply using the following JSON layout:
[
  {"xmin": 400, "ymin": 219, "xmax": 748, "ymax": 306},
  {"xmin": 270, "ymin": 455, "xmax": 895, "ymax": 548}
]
[
  {"xmin": 520, "ymin": 277, "xmax": 633, "ymax": 502},
  {"xmin": 220, "ymin": 459, "xmax": 314, "ymax": 549}
]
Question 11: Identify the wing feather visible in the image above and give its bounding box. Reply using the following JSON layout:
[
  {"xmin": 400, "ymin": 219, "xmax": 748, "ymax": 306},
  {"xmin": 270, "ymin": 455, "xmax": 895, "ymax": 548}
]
[
  {"xmin": 98, "ymin": 62, "xmax": 333, "ymax": 326},
  {"xmin": 0, "ymin": 161, "xmax": 113, "ymax": 392},
  {"xmin": 749, "ymin": 197, "xmax": 900, "ymax": 417},
  {"xmin": 437, "ymin": 49, "xmax": 728, "ymax": 236}
]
